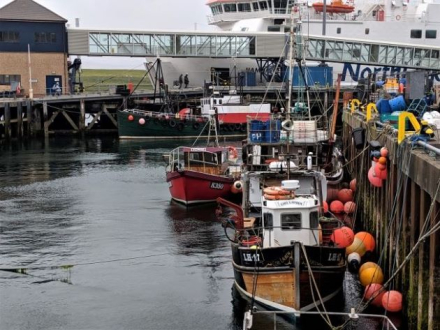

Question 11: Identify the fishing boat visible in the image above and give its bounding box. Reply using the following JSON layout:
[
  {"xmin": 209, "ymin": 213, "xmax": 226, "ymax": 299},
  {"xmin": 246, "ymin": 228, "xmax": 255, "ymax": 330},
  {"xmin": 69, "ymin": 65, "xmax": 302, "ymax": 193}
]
[
  {"xmin": 164, "ymin": 116, "xmax": 243, "ymax": 205},
  {"xmin": 117, "ymin": 90, "xmax": 271, "ymax": 139},
  {"xmin": 165, "ymin": 144, "xmax": 242, "ymax": 205},
  {"xmin": 215, "ymin": 6, "xmax": 348, "ymax": 316}
]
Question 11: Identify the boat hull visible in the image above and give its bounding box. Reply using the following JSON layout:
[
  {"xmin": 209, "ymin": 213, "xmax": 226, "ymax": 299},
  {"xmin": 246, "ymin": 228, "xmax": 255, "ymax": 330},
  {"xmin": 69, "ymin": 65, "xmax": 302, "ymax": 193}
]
[
  {"xmin": 118, "ymin": 110, "xmax": 246, "ymax": 139},
  {"xmin": 166, "ymin": 170, "xmax": 235, "ymax": 205},
  {"xmin": 231, "ymin": 243, "xmax": 346, "ymax": 313}
]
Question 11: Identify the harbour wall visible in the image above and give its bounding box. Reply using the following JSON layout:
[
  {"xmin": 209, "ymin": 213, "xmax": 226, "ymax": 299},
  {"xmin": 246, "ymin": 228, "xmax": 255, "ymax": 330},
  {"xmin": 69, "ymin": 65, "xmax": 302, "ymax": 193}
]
[{"xmin": 343, "ymin": 110, "xmax": 440, "ymax": 330}]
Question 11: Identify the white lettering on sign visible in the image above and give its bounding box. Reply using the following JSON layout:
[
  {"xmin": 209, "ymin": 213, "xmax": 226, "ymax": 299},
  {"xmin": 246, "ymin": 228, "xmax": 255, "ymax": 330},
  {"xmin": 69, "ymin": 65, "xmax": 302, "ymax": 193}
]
[
  {"xmin": 242, "ymin": 253, "xmax": 260, "ymax": 262},
  {"xmin": 190, "ymin": 148, "xmax": 207, "ymax": 152},
  {"xmin": 275, "ymin": 200, "xmax": 307, "ymax": 207},
  {"xmin": 210, "ymin": 182, "xmax": 224, "ymax": 190},
  {"xmin": 327, "ymin": 253, "xmax": 342, "ymax": 262}
]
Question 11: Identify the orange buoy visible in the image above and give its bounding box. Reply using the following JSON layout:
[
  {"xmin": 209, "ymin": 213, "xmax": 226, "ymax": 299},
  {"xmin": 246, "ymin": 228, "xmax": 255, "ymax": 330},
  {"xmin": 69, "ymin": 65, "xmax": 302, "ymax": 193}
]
[
  {"xmin": 346, "ymin": 237, "xmax": 367, "ymax": 256},
  {"xmin": 128, "ymin": 115, "xmax": 134, "ymax": 121},
  {"xmin": 264, "ymin": 194, "xmax": 292, "ymax": 200},
  {"xmin": 359, "ymin": 265, "xmax": 384, "ymax": 287},
  {"xmin": 331, "ymin": 226, "xmax": 355, "ymax": 248},
  {"xmin": 263, "ymin": 186, "xmax": 290, "ymax": 195},
  {"xmin": 378, "ymin": 168, "xmax": 388, "ymax": 180},
  {"xmin": 330, "ymin": 200, "xmax": 344, "ymax": 214},
  {"xmin": 380, "ymin": 147, "xmax": 389, "ymax": 157},
  {"xmin": 350, "ymin": 179, "xmax": 357, "ymax": 192},
  {"xmin": 378, "ymin": 157, "xmax": 387, "ymax": 165},
  {"xmin": 344, "ymin": 201, "xmax": 356, "ymax": 214},
  {"xmin": 323, "ymin": 201, "xmax": 329, "ymax": 213},
  {"xmin": 368, "ymin": 167, "xmax": 382, "ymax": 187},
  {"xmin": 359, "ymin": 261, "xmax": 379, "ymax": 275},
  {"xmin": 355, "ymin": 232, "xmax": 376, "ymax": 252},
  {"xmin": 364, "ymin": 283, "xmax": 385, "ymax": 307},
  {"xmin": 382, "ymin": 290, "xmax": 403, "ymax": 312},
  {"xmin": 337, "ymin": 189, "xmax": 353, "ymax": 203}
]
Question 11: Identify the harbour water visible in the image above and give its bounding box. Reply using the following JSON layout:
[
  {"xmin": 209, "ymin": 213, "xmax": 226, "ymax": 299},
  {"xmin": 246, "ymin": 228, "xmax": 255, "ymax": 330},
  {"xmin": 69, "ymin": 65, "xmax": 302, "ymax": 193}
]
[{"xmin": 0, "ymin": 138, "xmax": 402, "ymax": 330}]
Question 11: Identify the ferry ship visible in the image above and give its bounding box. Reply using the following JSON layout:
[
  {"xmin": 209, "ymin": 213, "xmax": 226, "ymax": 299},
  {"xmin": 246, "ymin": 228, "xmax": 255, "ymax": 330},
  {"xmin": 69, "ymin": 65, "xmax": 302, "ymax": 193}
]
[{"xmin": 161, "ymin": 0, "xmax": 440, "ymax": 86}]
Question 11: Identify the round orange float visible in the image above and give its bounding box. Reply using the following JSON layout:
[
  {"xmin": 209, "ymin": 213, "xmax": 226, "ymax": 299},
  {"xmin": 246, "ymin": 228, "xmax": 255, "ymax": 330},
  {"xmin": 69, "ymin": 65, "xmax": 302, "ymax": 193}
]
[
  {"xmin": 128, "ymin": 114, "xmax": 134, "ymax": 121},
  {"xmin": 330, "ymin": 226, "xmax": 355, "ymax": 248},
  {"xmin": 346, "ymin": 237, "xmax": 367, "ymax": 256},
  {"xmin": 359, "ymin": 265, "xmax": 384, "ymax": 287},
  {"xmin": 382, "ymin": 290, "xmax": 403, "ymax": 312},
  {"xmin": 355, "ymin": 232, "xmax": 376, "ymax": 252},
  {"xmin": 337, "ymin": 188, "xmax": 353, "ymax": 203},
  {"xmin": 330, "ymin": 200, "xmax": 344, "ymax": 214},
  {"xmin": 344, "ymin": 201, "xmax": 356, "ymax": 214},
  {"xmin": 378, "ymin": 157, "xmax": 387, "ymax": 165},
  {"xmin": 322, "ymin": 201, "xmax": 329, "ymax": 213},
  {"xmin": 368, "ymin": 167, "xmax": 382, "ymax": 187},
  {"xmin": 350, "ymin": 178, "xmax": 357, "ymax": 192},
  {"xmin": 359, "ymin": 261, "xmax": 379, "ymax": 275},
  {"xmin": 380, "ymin": 147, "xmax": 389, "ymax": 157}
]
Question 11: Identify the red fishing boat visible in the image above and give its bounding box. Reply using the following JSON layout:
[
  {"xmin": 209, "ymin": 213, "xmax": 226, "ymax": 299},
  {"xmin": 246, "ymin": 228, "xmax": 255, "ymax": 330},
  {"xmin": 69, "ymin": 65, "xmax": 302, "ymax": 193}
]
[
  {"xmin": 165, "ymin": 146, "xmax": 242, "ymax": 205},
  {"xmin": 312, "ymin": 0, "xmax": 355, "ymax": 14}
]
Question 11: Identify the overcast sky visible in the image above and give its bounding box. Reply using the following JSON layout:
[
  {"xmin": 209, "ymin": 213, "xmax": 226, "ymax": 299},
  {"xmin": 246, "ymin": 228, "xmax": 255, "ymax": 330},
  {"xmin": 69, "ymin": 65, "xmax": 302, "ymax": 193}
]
[{"xmin": 0, "ymin": 0, "xmax": 215, "ymax": 68}]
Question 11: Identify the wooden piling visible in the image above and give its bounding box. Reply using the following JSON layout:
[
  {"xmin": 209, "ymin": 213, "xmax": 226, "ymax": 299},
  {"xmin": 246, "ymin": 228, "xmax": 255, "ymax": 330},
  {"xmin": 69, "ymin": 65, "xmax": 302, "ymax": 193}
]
[
  {"xmin": 43, "ymin": 102, "xmax": 48, "ymax": 137},
  {"xmin": 17, "ymin": 102, "xmax": 23, "ymax": 138},
  {"xmin": 26, "ymin": 100, "xmax": 32, "ymax": 137},
  {"xmin": 79, "ymin": 99, "xmax": 85, "ymax": 132}
]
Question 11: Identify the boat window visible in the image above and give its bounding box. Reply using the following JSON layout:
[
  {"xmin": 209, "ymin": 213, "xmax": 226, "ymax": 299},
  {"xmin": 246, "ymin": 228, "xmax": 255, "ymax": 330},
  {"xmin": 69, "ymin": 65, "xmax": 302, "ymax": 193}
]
[
  {"xmin": 268, "ymin": 26, "xmax": 281, "ymax": 32},
  {"xmin": 224, "ymin": 4, "xmax": 237, "ymax": 12},
  {"xmin": 214, "ymin": 99, "xmax": 217, "ymax": 105},
  {"xmin": 274, "ymin": 19, "xmax": 285, "ymax": 25},
  {"xmin": 238, "ymin": 3, "xmax": 251, "ymax": 12},
  {"xmin": 263, "ymin": 213, "xmax": 273, "ymax": 229},
  {"xmin": 253, "ymin": 2, "xmax": 259, "ymax": 11},
  {"xmin": 432, "ymin": 50, "xmax": 439, "ymax": 59},
  {"xmin": 259, "ymin": 1, "xmax": 268, "ymax": 10},
  {"xmin": 281, "ymin": 213, "xmax": 302, "ymax": 230},
  {"xmin": 426, "ymin": 30, "xmax": 437, "ymax": 39},
  {"xmin": 365, "ymin": 28, "xmax": 369, "ymax": 35},
  {"xmin": 410, "ymin": 30, "xmax": 422, "ymax": 38},
  {"xmin": 219, "ymin": 99, "xmax": 223, "ymax": 104},
  {"xmin": 310, "ymin": 211, "xmax": 318, "ymax": 229},
  {"xmin": 337, "ymin": 27, "xmax": 341, "ymax": 34},
  {"xmin": 217, "ymin": 5, "xmax": 223, "ymax": 13}
]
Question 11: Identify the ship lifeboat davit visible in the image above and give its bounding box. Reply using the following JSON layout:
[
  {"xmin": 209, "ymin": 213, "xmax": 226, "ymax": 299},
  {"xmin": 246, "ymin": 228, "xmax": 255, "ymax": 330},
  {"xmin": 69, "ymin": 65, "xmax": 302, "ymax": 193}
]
[{"xmin": 312, "ymin": 0, "xmax": 355, "ymax": 14}]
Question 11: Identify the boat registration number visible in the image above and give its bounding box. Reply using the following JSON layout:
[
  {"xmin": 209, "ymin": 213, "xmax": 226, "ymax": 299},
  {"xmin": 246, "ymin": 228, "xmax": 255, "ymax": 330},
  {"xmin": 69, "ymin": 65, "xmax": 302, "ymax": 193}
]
[
  {"xmin": 242, "ymin": 252, "xmax": 260, "ymax": 262},
  {"xmin": 328, "ymin": 253, "xmax": 342, "ymax": 262},
  {"xmin": 210, "ymin": 182, "xmax": 224, "ymax": 190}
]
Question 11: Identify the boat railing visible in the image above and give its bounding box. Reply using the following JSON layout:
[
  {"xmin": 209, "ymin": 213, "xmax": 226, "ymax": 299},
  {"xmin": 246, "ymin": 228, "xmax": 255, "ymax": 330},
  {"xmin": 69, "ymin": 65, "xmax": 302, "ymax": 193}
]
[
  {"xmin": 124, "ymin": 108, "xmax": 210, "ymax": 124},
  {"xmin": 243, "ymin": 309, "xmax": 398, "ymax": 330}
]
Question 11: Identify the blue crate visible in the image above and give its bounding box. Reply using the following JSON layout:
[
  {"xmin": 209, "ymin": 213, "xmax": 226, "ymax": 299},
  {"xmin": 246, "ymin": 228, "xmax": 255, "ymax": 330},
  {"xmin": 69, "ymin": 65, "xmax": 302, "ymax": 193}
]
[
  {"xmin": 264, "ymin": 120, "xmax": 281, "ymax": 143},
  {"xmin": 249, "ymin": 120, "xmax": 264, "ymax": 142}
]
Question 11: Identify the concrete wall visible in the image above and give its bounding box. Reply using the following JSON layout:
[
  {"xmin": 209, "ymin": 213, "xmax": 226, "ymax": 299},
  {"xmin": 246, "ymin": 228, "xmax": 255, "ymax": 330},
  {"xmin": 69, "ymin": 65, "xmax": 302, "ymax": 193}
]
[{"xmin": 0, "ymin": 52, "xmax": 67, "ymax": 96}]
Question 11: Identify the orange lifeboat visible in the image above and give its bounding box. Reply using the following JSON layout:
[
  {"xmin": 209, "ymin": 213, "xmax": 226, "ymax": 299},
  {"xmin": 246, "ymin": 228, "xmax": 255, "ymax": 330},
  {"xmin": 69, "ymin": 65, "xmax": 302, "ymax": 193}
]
[{"xmin": 312, "ymin": 0, "xmax": 355, "ymax": 14}]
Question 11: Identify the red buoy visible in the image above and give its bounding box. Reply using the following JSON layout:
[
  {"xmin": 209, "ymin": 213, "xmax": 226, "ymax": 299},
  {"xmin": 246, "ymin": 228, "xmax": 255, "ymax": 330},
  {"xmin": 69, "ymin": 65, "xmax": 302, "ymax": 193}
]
[
  {"xmin": 344, "ymin": 201, "xmax": 356, "ymax": 214},
  {"xmin": 330, "ymin": 226, "xmax": 355, "ymax": 248},
  {"xmin": 368, "ymin": 167, "xmax": 382, "ymax": 187},
  {"xmin": 330, "ymin": 200, "xmax": 344, "ymax": 214},
  {"xmin": 323, "ymin": 201, "xmax": 329, "ymax": 213},
  {"xmin": 382, "ymin": 290, "xmax": 403, "ymax": 312},
  {"xmin": 128, "ymin": 115, "xmax": 134, "ymax": 121},
  {"xmin": 380, "ymin": 147, "xmax": 389, "ymax": 157},
  {"xmin": 350, "ymin": 178, "xmax": 357, "ymax": 192},
  {"xmin": 338, "ymin": 189, "xmax": 353, "ymax": 203},
  {"xmin": 364, "ymin": 283, "xmax": 385, "ymax": 307}
]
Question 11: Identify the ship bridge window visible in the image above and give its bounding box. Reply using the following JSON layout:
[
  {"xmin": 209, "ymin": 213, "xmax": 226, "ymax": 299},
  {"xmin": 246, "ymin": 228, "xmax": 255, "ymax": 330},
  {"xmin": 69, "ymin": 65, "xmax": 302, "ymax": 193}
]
[
  {"xmin": 259, "ymin": 1, "xmax": 268, "ymax": 10},
  {"xmin": 253, "ymin": 2, "xmax": 259, "ymax": 11},
  {"xmin": 268, "ymin": 26, "xmax": 281, "ymax": 32},
  {"xmin": 274, "ymin": 0, "xmax": 288, "ymax": 12},
  {"xmin": 224, "ymin": 4, "xmax": 237, "ymax": 12},
  {"xmin": 337, "ymin": 27, "xmax": 341, "ymax": 34},
  {"xmin": 238, "ymin": 3, "xmax": 251, "ymax": 12},
  {"xmin": 310, "ymin": 211, "xmax": 318, "ymax": 229},
  {"xmin": 274, "ymin": 19, "xmax": 285, "ymax": 25},
  {"xmin": 426, "ymin": 30, "xmax": 437, "ymax": 39},
  {"xmin": 263, "ymin": 213, "xmax": 273, "ymax": 229},
  {"xmin": 411, "ymin": 30, "xmax": 422, "ymax": 39},
  {"xmin": 281, "ymin": 213, "xmax": 302, "ymax": 230},
  {"xmin": 365, "ymin": 28, "xmax": 370, "ymax": 35}
]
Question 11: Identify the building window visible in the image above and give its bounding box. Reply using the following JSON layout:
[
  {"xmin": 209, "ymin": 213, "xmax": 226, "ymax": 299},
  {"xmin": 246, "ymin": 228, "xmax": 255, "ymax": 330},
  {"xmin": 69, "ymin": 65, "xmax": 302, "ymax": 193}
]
[
  {"xmin": 0, "ymin": 31, "xmax": 20, "ymax": 43},
  {"xmin": 365, "ymin": 28, "xmax": 370, "ymax": 35},
  {"xmin": 337, "ymin": 27, "xmax": 341, "ymax": 34},
  {"xmin": 281, "ymin": 213, "xmax": 302, "ymax": 230},
  {"xmin": 0, "ymin": 74, "xmax": 21, "ymax": 85},
  {"xmin": 410, "ymin": 30, "xmax": 422, "ymax": 38},
  {"xmin": 35, "ymin": 32, "xmax": 57, "ymax": 43},
  {"xmin": 426, "ymin": 30, "xmax": 437, "ymax": 39}
]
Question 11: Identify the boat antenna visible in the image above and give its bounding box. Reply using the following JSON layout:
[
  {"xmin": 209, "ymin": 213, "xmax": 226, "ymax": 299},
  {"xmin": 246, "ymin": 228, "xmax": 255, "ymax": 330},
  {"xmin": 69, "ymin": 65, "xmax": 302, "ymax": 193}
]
[{"xmin": 286, "ymin": 5, "xmax": 296, "ymax": 122}]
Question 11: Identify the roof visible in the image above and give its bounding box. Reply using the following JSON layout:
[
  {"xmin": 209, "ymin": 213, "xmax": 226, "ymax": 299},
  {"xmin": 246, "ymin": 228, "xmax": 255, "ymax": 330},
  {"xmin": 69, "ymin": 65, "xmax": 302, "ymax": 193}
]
[{"xmin": 0, "ymin": 0, "xmax": 67, "ymax": 22}]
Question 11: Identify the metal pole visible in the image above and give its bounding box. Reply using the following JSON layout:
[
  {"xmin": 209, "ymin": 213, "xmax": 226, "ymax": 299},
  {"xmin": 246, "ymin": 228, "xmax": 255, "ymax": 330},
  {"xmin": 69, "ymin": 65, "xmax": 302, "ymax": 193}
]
[
  {"xmin": 322, "ymin": 0, "xmax": 326, "ymax": 36},
  {"xmin": 28, "ymin": 44, "xmax": 33, "ymax": 99}
]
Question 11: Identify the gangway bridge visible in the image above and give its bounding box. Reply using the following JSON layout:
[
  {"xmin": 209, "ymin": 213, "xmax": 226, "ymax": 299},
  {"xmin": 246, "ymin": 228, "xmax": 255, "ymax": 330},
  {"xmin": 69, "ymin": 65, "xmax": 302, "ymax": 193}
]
[{"xmin": 68, "ymin": 29, "xmax": 440, "ymax": 71}]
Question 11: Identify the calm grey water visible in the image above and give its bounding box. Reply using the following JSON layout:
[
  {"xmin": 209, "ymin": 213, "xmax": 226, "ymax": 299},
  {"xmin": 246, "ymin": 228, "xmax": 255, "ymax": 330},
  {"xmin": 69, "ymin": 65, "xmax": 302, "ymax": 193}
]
[{"xmin": 0, "ymin": 138, "xmax": 401, "ymax": 330}]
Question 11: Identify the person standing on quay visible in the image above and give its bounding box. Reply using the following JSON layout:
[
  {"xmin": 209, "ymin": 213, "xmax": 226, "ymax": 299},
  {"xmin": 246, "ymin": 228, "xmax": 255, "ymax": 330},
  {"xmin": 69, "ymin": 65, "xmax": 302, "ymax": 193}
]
[
  {"xmin": 184, "ymin": 74, "xmax": 189, "ymax": 88},
  {"xmin": 178, "ymin": 74, "xmax": 183, "ymax": 89}
]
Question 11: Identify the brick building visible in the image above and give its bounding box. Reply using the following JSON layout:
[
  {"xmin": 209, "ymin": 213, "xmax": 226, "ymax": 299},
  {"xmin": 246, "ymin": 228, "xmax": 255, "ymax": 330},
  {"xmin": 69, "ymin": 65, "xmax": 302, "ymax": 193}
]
[{"xmin": 0, "ymin": 0, "xmax": 68, "ymax": 96}]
